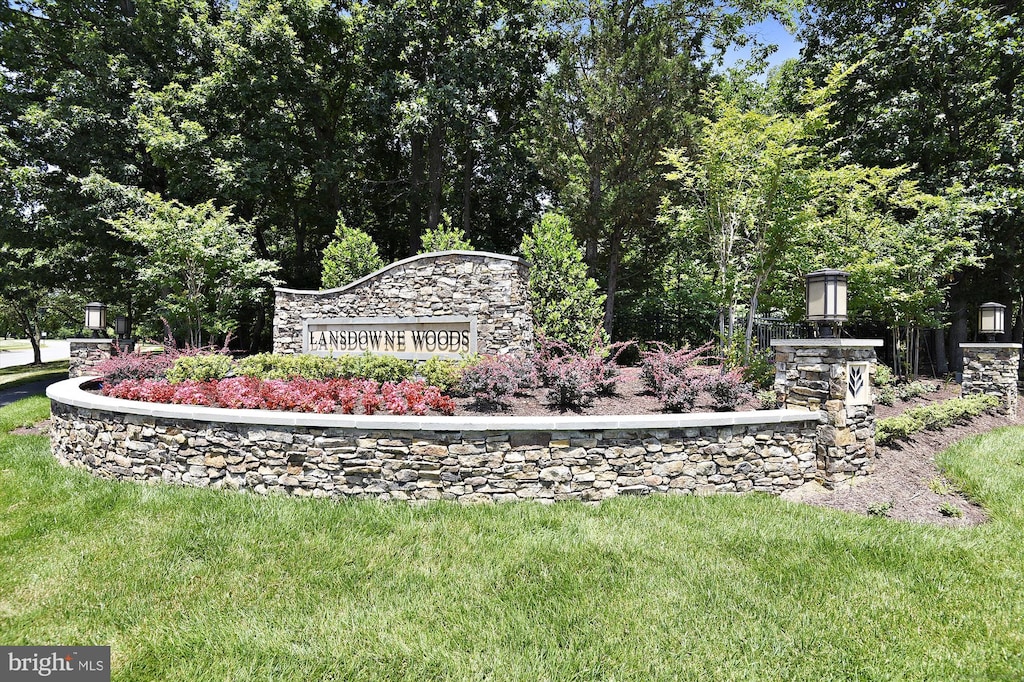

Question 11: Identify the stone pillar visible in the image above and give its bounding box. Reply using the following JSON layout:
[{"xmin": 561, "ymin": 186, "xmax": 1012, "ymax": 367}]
[
  {"xmin": 68, "ymin": 338, "xmax": 135, "ymax": 378},
  {"xmin": 771, "ymin": 339, "xmax": 884, "ymax": 488},
  {"xmin": 960, "ymin": 343, "xmax": 1021, "ymax": 415}
]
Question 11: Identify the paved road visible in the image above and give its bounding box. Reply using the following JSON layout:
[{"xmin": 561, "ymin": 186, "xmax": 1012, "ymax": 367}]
[
  {"xmin": 0, "ymin": 378, "xmax": 63, "ymax": 408},
  {"xmin": 0, "ymin": 340, "xmax": 71, "ymax": 369}
]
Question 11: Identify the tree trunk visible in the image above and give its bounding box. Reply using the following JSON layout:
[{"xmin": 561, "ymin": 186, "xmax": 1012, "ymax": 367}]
[
  {"xmin": 584, "ymin": 163, "xmax": 602, "ymax": 274},
  {"xmin": 948, "ymin": 288, "xmax": 969, "ymax": 374},
  {"xmin": 934, "ymin": 324, "xmax": 948, "ymax": 375},
  {"xmin": 462, "ymin": 136, "xmax": 473, "ymax": 235},
  {"xmin": 427, "ymin": 122, "xmax": 445, "ymax": 233},
  {"xmin": 15, "ymin": 307, "xmax": 42, "ymax": 365},
  {"xmin": 602, "ymin": 222, "xmax": 623, "ymax": 339},
  {"xmin": 408, "ymin": 132, "xmax": 426, "ymax": 254}
]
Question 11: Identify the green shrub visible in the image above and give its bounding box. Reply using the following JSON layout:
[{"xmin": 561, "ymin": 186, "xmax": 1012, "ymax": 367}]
[
  {"xmin": 351, "ymin": 353, "xmax": 413, "ymax": 383},
  {"xmin": 897, "ymin": 380, "xmax": 939, "ymax": 401},
  {"xmin": 877, "ymin": 385, "xmax": 896, "ymax": 406},
  {"xmin": 236, "ymin": 352, "xmax": 413, "ymax": 383},
  {"xmin": 236, "ymin": 353, "xmax": 342, "ymax": 380},
  {"xmin": 321, "ymin": 215, "xmax": 385, "ymax": 288},
  {"xmin": 867, "ymin": 501, "xmax": 893, "ymax": 517},
  {"xmin": 876, "ymin": 414, "xmax": 923, "ymax": 445},
  {"xmin": 938, "ymin": 502, "xmax": 963, "ymax": 518},
  {"xmin": 874, "ymin": 363, "xmax": 895, "ymax": 388},
  {"xmin": 419, "ymin": 356, "xmax": 466, "ymax": 392},
  {"xmin": 519, "ymin": 213, "xmax": 605, "ymax": 353},
  {"xmin": 876, "ymin": 395, "xmax": 999, "ymax": 445},
  {"xmin": 165, "ymin": 353, "xmax": 234, "ymax": 384},
  {"xmin": 720, "ymin": 331, "xmax": 774, "ymax": 390},
  {"xmin": 757, "ymin": 389, "xmax": 779, "ymax": 410},
  {"xmin": 419, "ymin": 213, "xmax": 474, "ymax": 253}
]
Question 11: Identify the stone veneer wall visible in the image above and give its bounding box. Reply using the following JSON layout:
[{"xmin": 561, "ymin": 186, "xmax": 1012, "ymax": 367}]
[
  {"xmin": 49, "ymin": 380, "xmax": 822, "ymax": 502},
  {"xmin": 960, "ymin": 343, "xmax": 1021, "ymax": 415},
  {"xmin": 69, "ymin": 339, "xmax": 135, "ymax": 378},
  {"xmin": 273, "ymin": 251, "xmax": 532, "ymax": 356},
  {"xmin": 771, "ymin": 339, "xmax": 882, "ymax": 488}
]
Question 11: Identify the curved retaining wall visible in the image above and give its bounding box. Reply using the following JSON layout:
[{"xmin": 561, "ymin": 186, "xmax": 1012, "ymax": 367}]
[{"xmin": 48, "ymin": 378, "xmax": 823, "ymax": 503}]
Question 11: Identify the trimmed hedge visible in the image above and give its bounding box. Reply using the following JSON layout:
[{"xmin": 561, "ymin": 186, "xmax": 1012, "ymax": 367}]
[
  {"xmin": 234, "ymin": 353, "xmax": 413, "ymax": 384},
  {"xmin": 876, "ymin": 394, "xmax": 999, "ymax": 445}
]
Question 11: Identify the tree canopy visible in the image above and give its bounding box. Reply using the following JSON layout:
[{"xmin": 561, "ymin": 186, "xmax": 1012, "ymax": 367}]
[{"xmin": 0, "ymin": 0, "xmax": 1019, "ymax": 368}]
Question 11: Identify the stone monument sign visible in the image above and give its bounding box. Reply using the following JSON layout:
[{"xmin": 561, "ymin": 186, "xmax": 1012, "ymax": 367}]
[{"xmin": 273, "ymin": 251, "xmax": 532, "ymax": 359}]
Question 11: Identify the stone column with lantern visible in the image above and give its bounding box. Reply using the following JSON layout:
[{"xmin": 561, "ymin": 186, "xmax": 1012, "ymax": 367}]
[
  {"xmin": 960, "ymin": 302, "xmax": 1021, "ymax": 415},
  {"xmin": 771, "ymin": 270, "xmax": 884, "ymax": 488},
  {"xmin": 68, "ymin": 303, "xmax": 135, "ymax": 378}
]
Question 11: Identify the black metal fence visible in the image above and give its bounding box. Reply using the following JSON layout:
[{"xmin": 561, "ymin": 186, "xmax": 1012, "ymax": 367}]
[{"xmin": 753, "ymin": 317, "xmax": 813, "ymax": 351}]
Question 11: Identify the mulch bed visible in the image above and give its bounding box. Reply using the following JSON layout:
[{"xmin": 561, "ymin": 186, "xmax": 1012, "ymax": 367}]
[
  {"xmin": 796, "ymin": 380, "xmax": 1024, "ymax": 527},
  {"xmin": 456, "ymin": 366, "xmax": 760, "ymax": 416}
]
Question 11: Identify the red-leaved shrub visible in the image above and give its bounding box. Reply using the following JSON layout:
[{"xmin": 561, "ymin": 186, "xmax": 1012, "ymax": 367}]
[
  {"xmin": 533, "ymin": 335, "xmax": 633, "ymax": 409},
  {"xmin": 705, "ymin": 369, "xmax": 754, "ymax": 411},
  {"xmin": 100, "ymin": 376, "xmax": 455, "ymax": 416},
  {"xmin": 639, "ymin": 342, "xmax": 715, "ymax": 413},
  {"xmin": 458, "ymin": 355, "xmax": 523, "ymax": 408}
]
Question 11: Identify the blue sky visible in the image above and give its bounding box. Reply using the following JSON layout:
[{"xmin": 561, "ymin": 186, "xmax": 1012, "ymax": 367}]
[{"xmin": 722, "ymin": 17, "xmax": 804, "ymax": 73}]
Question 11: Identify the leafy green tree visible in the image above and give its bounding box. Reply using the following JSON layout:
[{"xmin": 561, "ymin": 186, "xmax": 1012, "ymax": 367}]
[
  {"xmin": 535, "ymin": 0, "xmax": 798, "ymax": 339},
  {"xmin": 659, "ymin": 68, "xmax": 841, "ymax": 358},
  {"xmin": 108, "ymin": 194, "xmax": 279, "ymax": 347},
  {"xmin": 799, "ymin": 169, "xmax": 983, "ymax": 377},
  {"xmin": 321, "ymin": 216, "xmax": 386, "ymax": 289},
  {"xmin": 520, "ymin": 213, "xmax": 605, "ymax": 352},
  {"xmin": 419, "ymin": 213, "xmax": 474, "ymax": 253},
  {"xmin": 363, "ymin": 0, "xmax": 547, "ymax": 253},
  {"xmin": 801, "ymin": 0, "xmax": 1023, "ymax": 367}
]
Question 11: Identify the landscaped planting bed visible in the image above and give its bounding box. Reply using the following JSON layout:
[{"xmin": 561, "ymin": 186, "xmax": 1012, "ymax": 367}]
[{"xmin": 89, "ymin": 341, "xmax": 766, "ymax": 417}]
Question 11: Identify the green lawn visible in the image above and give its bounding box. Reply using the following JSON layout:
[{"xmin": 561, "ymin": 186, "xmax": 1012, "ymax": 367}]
[
  {"xmin": 0, "ymin": 360, "xmax": 69, "ymax": 389},
  {"xmin": 1, "ymin": 397, "xmax": 1023, "ymax": 681}
]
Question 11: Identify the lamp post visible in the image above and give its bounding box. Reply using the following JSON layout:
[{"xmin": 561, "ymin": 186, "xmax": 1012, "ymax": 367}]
[
  {"xmin": 84, "ymin": 302, "xmax": 107, "ymax": 338},
  {"xmin": 978, "ymin": 302, "xmax": 1006, "ymax": 342},
  {"xmin": 114, "ymin": 315, "xmax": 129, "ymax": 340},
  {"xmin": 805, "ymin": 269, "xmax": 848, "ymax": 338}
]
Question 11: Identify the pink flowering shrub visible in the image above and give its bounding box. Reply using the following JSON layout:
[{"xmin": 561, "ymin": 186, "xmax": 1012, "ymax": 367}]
[
  {"xmin": 534, "ymin": 335, "xmax": 633, "ymax": 409},
  {"xmin": 458, "ymin": 355, "xmax": 523, "ymax": 409},
  {"xmin": 100, "ymin": 377, "xmax": 456, "ymax": 416},
  {"xmin": 639, "ymin": 342, "xmax": 715, "ymax": 413},
  {"xmin": 704, "ymin": 369, "xmax": 754, "ymax": 411}
]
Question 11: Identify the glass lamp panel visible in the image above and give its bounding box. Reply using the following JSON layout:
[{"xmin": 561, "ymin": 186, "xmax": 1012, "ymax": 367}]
[
  {"xmin": 834, "ymin": 279, "xmax": 848, "ymax": 318},
  {"xmin": 807, "ymin": 279, "xmax": 825, "ymax": 319}
]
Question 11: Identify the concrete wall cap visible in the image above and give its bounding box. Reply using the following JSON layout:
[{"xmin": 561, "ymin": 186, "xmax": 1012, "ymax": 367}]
[
  {"xmin": 48, "ymin": 377, "xmax": 823, "ymax": 432},
  {"xmin": 769, "ymin": 338, "xmax": 884, "ymax": 348},
  {"xmin": 959, "ymin": 343, "xmax": 1023, "ymax": 349}
]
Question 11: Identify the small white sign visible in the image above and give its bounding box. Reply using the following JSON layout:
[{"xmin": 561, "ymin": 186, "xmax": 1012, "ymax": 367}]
[{"xmin": 847, "ymin": 362, "xmax": 872, "ymax": 405}]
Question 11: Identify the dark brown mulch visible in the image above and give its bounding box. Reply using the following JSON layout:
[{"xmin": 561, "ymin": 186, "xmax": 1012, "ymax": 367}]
[
  {"xmin": 456, "ymin": 366, "xmax": 760, "ymax": 416},
  {"xmin": 795, "ymin": 380, "xmax": 1024, "ymax": 527}
]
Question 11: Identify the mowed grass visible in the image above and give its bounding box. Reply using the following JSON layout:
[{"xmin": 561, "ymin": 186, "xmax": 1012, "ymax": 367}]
[
  {"xmin": 0, "ymin": 360, "xmax": 70, "ymax": 389},
  {"xmin": 1, "ymin": 398, "xmax": 1023, "ymax": 681}
]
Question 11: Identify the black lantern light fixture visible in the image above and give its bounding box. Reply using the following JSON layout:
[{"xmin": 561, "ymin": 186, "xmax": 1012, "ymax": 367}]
[
  {"xmin": 978, "ymin": 302, "xmax": 1006, "ymax": 342},
  {"xmin": 84, "ymin": 302, "xmax": 107, "ymax": 338},
  {"xmin": 114, "ymin": 315, "xmax": 129, "ymax": 340},
  {"xmin": 805, "ymin": 269, "xmax": 848, "ymax": 338}
]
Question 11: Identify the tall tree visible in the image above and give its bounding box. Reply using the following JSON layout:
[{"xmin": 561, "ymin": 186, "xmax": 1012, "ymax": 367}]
[
  {"xmin": 535, "ymin": 0, "xmax": 798, "ymax": 339},
  {"xmin": 801, "ymin": 0, "xmax": 1023, "ymax": 368}
]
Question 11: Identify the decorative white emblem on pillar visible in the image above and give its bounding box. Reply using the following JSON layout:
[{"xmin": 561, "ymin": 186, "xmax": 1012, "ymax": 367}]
[{"xmin": 847, "ymin": 362, "xmax": 871, "ymax": 405}]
